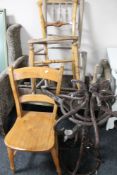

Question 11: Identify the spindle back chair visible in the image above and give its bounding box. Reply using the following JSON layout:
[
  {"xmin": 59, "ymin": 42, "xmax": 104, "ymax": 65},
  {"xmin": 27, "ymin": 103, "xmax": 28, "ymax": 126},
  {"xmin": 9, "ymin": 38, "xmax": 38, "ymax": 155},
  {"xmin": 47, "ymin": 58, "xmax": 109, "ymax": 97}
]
[{"xmin": 28, "ymin": 0, "xmax": 84, "ymax": 91}]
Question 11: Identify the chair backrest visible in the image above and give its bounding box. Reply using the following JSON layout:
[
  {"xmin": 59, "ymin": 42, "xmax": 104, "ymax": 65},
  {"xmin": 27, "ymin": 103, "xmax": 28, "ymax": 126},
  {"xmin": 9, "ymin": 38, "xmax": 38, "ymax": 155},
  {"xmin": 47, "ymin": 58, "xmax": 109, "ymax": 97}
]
[
  {"xmin": 9, "ymin": 66, "xmax": 63, "ymax": 118},
  {"xmin": 37, "ymin": 0, "xmax": 79, "ymax": 38}
]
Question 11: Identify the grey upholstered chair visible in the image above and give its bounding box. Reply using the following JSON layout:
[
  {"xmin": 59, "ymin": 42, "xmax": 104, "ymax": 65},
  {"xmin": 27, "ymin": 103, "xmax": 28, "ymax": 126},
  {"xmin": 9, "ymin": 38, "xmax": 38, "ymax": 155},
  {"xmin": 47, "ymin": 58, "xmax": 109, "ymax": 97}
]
[{"xmin": 0, "ymin": 24, "xmax": 27, "ymax": 135}]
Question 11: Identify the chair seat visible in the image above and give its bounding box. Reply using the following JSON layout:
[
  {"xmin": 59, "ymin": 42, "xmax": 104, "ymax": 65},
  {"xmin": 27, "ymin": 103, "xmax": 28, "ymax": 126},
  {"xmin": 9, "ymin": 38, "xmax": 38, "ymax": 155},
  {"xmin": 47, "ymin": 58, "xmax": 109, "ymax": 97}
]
[
  {"xmin": 5, "ymin": 111, "xmax": 55, "ymax": 152},
  {"xmin": 28, "ymin": 35, "xmax": 78, "ymax": 44}
]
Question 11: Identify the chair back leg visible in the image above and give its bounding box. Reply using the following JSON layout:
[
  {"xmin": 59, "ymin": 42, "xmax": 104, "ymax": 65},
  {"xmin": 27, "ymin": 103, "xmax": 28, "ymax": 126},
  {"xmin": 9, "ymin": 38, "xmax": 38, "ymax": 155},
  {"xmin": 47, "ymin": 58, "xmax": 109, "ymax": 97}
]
[
  {"xmin": 7, "ymin": 147, "xmax": 15, "ymax": 173},
  {"xmin": 51, "ymin": 147, "xmax": 62, "ymax": 175}
]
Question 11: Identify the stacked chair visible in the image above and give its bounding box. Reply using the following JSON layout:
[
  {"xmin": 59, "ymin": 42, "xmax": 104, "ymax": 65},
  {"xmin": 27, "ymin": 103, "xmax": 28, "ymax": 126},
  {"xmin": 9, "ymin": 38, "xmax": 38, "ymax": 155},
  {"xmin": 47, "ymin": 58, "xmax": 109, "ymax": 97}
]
[
  {"xmin": 4, "ymin": 0, "xmax": 85, "ymax": 174},
  {"xmin": 28, "ymin": 0, "xmax": 85, "ymax": 92}
]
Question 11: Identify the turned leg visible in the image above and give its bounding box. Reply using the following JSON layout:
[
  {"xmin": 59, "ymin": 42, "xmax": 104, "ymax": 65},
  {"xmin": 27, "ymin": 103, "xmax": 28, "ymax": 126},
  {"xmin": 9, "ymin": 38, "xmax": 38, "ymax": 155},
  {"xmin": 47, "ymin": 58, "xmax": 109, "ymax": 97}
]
[
  {"xmin": 29, "ymin": 43, "xmax": 36, "ymax": 93},
  {"xmin": 7, "ymin": 147, "xmax": 15, "ymax": 173},
  {"xmin": 51, "ymin": 147, "xmax": 62, "ymax": 175}
]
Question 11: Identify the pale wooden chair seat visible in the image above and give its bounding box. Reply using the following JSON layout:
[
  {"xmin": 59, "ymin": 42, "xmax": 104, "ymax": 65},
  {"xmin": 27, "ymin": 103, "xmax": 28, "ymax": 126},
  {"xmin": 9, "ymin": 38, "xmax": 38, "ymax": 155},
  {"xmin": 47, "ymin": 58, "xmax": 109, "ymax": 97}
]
[
  {"xmin": 28, "ymin": 35, "xmax": 78, "ymax": 45},
  {"xmin": 5, "ymin": 111, "xmax": 55, "ymax": 152}
]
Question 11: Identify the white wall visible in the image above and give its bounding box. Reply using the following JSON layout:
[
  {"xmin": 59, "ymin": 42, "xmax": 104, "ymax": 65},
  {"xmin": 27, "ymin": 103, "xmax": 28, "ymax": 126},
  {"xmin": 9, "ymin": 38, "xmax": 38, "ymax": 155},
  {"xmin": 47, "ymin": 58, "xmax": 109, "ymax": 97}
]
[
  {"xmin": 0, "ymin": 0, "xmax": 41, "ymax": 55},
  {"xmin": 82, "ymin": 0, "xmax": 117, "ymax": 73},
  {"xmin": 1, "ymin": 0, "xmax": 117, "ymax": 74}
]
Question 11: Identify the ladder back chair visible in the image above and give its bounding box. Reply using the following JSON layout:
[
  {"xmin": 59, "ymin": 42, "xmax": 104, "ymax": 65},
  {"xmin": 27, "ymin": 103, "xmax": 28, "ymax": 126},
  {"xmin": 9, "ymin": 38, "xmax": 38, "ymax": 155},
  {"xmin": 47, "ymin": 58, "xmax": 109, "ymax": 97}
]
[
  {"xmin": 4, "ymin": 66, "xmax": 63, "ymax": 175},
  {"xmin": 28, "ymin": 0, "xmax": 84, "ymax": 91}
]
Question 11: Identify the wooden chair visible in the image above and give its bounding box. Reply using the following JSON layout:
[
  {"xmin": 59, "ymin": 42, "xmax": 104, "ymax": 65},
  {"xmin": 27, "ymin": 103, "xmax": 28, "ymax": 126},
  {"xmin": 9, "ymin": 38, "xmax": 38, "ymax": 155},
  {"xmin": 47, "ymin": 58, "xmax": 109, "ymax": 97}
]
[
  {"xmin": 4, "ymin": 66, "xmax": 63, "ymax": 175},
  {"xmin": 28, "ymin": 0, "xmax": 85, "ymax": 91}
]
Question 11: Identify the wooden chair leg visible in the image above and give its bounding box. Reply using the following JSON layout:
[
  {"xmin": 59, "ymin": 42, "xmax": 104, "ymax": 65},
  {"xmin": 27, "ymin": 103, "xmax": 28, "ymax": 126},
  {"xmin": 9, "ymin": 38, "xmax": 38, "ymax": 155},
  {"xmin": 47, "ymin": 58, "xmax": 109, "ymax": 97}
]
[
  {"xmin": 55, "ymin": 136, "xmax": 59, "ymax": 156},
  {"xmin": 7, "ymin": 147, "xmax": 15, "ymax": 173},
  {"xmin": 51, "ymin": 147, "xmax": 62, "ymax": 175},
  {"xmin": 29, "ymin": 43, "xmax": 36, "ymax": 93}
]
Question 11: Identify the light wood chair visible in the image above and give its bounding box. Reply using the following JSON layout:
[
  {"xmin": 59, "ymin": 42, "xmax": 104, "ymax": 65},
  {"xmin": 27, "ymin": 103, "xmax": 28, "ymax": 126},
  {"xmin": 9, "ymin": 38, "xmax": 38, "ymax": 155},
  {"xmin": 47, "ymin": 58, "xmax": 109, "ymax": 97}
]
[
  {"xmin": 4, "ymin": 66, "xmax": 63, "ymax": 175},
  {"xmin": 28, "ymin": 0, "xmax": 84, "ymax": 91}
]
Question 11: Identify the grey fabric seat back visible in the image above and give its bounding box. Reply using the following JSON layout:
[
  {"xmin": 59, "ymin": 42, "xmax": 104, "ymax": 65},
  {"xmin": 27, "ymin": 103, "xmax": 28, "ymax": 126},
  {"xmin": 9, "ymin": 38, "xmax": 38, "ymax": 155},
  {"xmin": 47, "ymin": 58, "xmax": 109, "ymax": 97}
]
[{"xmin": 7, "ymin": 24, "xmax": 22, "ymax": 64}]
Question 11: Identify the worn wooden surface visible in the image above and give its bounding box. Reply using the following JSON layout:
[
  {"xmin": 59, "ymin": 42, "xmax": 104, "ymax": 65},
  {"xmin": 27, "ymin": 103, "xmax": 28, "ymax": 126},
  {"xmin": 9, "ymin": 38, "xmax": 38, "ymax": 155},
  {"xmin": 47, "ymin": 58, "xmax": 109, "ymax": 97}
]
[
  {"xmin": 29, "ymin": 0, "xmax": 80, "ymax": 86},
  {"xmin": 5, "ymin": 66, "xmax": 62, "ymax": 175},
  {"xmin": 28, "ymin": 35, "xmax": 78, "ymax": 44},
  {"xmin": 14, "ymin": 66, "xmax": 63, "ymax": 94},
  {"xmin": 5, "ymin": 111, "xmax": 56, "ymax": 151}
]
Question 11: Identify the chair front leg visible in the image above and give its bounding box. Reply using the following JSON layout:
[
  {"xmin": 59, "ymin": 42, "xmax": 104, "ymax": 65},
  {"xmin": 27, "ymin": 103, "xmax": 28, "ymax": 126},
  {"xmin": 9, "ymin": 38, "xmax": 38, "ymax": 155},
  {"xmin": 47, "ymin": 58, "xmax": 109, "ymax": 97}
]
[
  {"xmin": 51, "ymin": 147, "xmax": 62, "ymax": 175},
  {"xmin": 7, "ymin": 147, "xmax": 15, "ymax": 173}
]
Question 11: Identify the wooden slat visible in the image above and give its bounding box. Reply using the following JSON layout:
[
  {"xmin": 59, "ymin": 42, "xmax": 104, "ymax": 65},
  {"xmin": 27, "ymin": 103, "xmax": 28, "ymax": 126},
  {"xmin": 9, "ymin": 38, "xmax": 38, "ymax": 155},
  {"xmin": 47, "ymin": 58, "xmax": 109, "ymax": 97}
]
[
  {"xmin": 47, "ymin": 21, "xmax": 69, "ymax": 27},
  {"xmin": 47, "ymin": 0, "xmax": 72, "ymax": 4},
  {"xmin": 20, "ymin": 94, "xmax": 55, "ymax": 104},
  {"xmin": 35, "ymin": 46, "xmax": 71, "ymax": 52},
  {"xmin": 34, "ymin": 59, "xmax": 72, "ymax": 65},
  {"xmin": 13, "ymin": 67, "xmax": 63, "ymax": 83},
  {"xmin": 28, "ymin": 36, "xmax": 78, "ymax": 44}
]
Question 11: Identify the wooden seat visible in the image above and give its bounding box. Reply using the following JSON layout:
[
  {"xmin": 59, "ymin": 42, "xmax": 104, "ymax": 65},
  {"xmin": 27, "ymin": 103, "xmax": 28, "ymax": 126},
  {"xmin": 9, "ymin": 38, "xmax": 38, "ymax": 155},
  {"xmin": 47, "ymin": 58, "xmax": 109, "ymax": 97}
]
[
  {"xmin": 4, "ymin": 67, "xmax": 63, "ymax": 175},
  {"xmin": 5, "ymin": 111, "xmax": 55, "ymax": 152}
]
